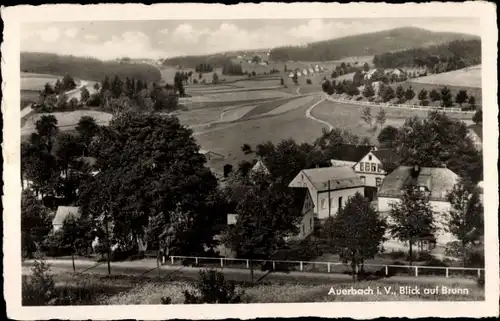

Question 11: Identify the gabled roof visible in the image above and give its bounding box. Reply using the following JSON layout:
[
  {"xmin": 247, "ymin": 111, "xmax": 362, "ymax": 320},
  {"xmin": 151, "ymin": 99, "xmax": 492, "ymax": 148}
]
[
  {"xmin": 468, "ymin": 124, "xmax": 483, "ymax": 141},
  {"xmin": 329, "ymin": 144, "xmax": 374, "ymax": 163},
  {"xmin": 53, "ymin": 206, "xmax": 80, "ymax": 226},
  {"xmin": 291, "ymin": 188, "xmax": 314, "ymax": 211},
  {"xmin": 292, "ymin": 166, "xmax": 363, "ymax": 192},
  {"xmin": 371, "ymin": 149, "xmax": 401, "ymax": 166},
  {"xmin": 378, "ymin": 166, "xmax": 459, "ymax": 201}
]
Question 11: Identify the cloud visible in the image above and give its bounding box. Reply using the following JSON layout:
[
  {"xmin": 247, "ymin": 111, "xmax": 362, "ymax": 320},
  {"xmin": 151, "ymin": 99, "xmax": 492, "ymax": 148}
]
[
  {"xmin": 171, "ymin": 23, "xmax": 210, "ymax": 45},
  {"xmin": 158, "ymin": 28, "xmax": 169, "ymax": 35},
  {"xmin": 84, "ymin": 34, "xmax": 99, "ymax": 41},
  {"xmin": 36, "ymin": 27, "xmax": 60, "ymax": 42},
  {"xmin": 64, "ymin": 27, "xmax": 79, "ymax": 39}
]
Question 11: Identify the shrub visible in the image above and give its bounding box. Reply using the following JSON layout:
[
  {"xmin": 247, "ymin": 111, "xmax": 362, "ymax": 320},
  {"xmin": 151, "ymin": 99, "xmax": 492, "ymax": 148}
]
[
  {"xmin": 417, "ymin": 251, "xmax": 433, "ymax": 261},
  {"xmin": 477, "ymin": 274, "xmax": 485, "ymax": 288},
  {"xmin": 183, "ymin": 269, "xmax": 243, "ymax": 304},
  {"xmin": 161, "ymin": 296, "xmax": 173, "ymax": 304},
  {"xmin": 419, "ymin": 258, "xmax": 448, "ymax": 276},
  {"xmin": 22, "ymin": 255, "xmax": 56, "ymax": 306},
  {"xmin": 385, "ymin": 260, "xmax": 408, "ymax": 276},
  {"xmin": 385, "ymin": 250, "xmax": 406, "ymax": 260},
  {"xmin": 306, "ymin": 79, "xmax": 312, "ymax": 85}
]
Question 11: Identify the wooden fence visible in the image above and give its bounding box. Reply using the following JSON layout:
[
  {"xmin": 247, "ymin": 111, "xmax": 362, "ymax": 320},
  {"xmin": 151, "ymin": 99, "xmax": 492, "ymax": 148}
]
[{"xmin": 167, "ymin": 255, "xmax": 483, "ymax": 279}]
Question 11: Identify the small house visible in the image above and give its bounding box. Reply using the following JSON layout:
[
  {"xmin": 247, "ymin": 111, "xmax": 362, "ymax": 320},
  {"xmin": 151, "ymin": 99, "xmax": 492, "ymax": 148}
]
[
  {"xmin": 53, "ymin": 206, "xmax": 80, "ymax": 232},
  {"xmin": 289, "ymin": 167, "xmax": 365, "ymax": 220}
]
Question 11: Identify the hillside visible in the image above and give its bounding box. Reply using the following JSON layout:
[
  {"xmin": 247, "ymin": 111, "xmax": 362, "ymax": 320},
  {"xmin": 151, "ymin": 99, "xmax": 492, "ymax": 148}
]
[
  {"xmin": 268, "ymin": 27, "xmax": 479, "ymax": 62},
  {"xmin": 21, "ymin": 52, "xmax": 162, "ymax": 83}
]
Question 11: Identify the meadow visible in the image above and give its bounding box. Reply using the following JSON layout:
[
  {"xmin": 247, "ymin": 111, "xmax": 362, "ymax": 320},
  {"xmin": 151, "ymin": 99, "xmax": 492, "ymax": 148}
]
[
  {"xmin": 409, "ymin": 65, "xmax": 481, "ymax": 88},
  {"xmin": 23, "ymin": 270, "xmax": 483, "ymax": 305},
  {"xmin": 22, "ymin": 110, "xmax": 113, "ymax": 136},
  {"xmin": 192, "ymin": 101, "xmax": 325, "ymax": 169},
  {"xmin": 310, "ymin": 100, "xmax": 475, "ymax": 144}
]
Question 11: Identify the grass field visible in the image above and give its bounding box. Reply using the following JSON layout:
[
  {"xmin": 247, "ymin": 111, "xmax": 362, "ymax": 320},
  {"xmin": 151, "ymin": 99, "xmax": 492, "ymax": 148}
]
[
  {"xmin": 410, "ymin": 65, "xmax": 481, "ymax": 88},
  {"xmin": 24, "ymin": 271, "xmax": 483, "ymax": 305},
  {"xmin": 22, "ymin": 110, "xmax": 113, "ymax": 136},
  {"xmin": 310, "ymin": 100, "xmax": 475, "ymax": 144},
  {"xmin": 193, "ymin": 101, "xmax": 325, "ymax": 169},
  {"xmin": 241, "ymin": 96, "xmax": 299, "ymax": 119}
]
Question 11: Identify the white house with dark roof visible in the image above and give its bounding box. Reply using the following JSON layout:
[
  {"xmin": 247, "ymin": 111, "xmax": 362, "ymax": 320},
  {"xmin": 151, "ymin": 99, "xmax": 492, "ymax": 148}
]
[
  {"xmin": 289, "ymin": 167, "xmax": 364, "ymax": 220},
  {"xmin": 53, "ymin": 206, "xmax": 80, "ymax": 232},
  {"xmin": 354, "ymin": 149, "xmax": 401, "ymax": 189},
  {"xmin": 378, "ymin": 165, "xmax": 460, "ymax": 246}
]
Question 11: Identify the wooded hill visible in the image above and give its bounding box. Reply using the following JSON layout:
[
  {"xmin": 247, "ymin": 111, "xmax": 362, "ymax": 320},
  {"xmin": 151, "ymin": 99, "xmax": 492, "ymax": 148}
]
[
  {"xmin": 268, "ymin": 27, "xmax": 479, "ymax": 62},
  {"xmin": 21, "ymin": 52, "xmax": 162, "ymax": 83},
  {"xmin": 372, "ymin": 39, "xmax": 481, "ymax": 69}
]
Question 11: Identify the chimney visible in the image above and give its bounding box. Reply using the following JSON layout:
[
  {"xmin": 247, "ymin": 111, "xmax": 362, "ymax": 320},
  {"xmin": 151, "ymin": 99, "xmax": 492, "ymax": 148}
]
[{"xmin": 411, "ymin": 164, "xmax": 421, "ymax": 178}]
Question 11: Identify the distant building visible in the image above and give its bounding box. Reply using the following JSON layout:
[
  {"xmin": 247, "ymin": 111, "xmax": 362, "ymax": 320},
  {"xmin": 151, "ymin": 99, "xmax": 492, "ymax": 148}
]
[
  {"xmin": 289, "ymin": 166, "xmax": 364, "ymax": 220},
  {"xmin": 222, "ymin": 58, "xmax": 244, "ymax": 75},
  {"xmin": 467, "ymin": 124, "xmax": 482, "ymax": 151},
  {"xmin": 288, "ymin": 72, "xmax": 295, "ymax": 78},
  {"xmin": 308, "ymin": 67, "xmax": 314, "ymax": 74},
  {"xmin": 53, "ymin": 206, "xmax": 80, "ymax": 232},
  {"xmin": 250, "ymin": 159, "xmax": 271, "ymax": 176},
  {"xmin": 378, "ymin": 165, "xmax": 460, "ymax": 246}
]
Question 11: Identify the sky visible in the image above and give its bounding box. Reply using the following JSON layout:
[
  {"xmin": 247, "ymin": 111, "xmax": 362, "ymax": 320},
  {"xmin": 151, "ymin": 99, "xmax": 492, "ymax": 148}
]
[{"xmin": 20, "ymin": 18, "xmax": 480, "ymax": 61}]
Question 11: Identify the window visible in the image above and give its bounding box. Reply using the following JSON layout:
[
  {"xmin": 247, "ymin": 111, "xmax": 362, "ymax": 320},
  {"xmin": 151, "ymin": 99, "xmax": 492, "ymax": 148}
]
[
  {"xmin": 368, "ymin": 155, "xmax": 372, "ymax": 161},
  {"xmin": 330, "ymin": 198, "xmax": 334, "ymax": 208},
  {"xmin": 360, "ymin": 163, "xmax": 364, "ymax": 171},
  {"xmin": 376, "ymin": 177, "xmax": 382, "ymax": 187},
  {"xmin": 378, "ymin": 164, "xmax": 382, "ymax": 173},
  {"xmin": 321, "ymin": 199, "xmax": 326, "ymax": 209},
  {"xmin": 360, "ymin": 176, "xmax": 366, "ymax": 185},
  {"xmin": 371, "ymin": 164, "xmax": 377, "ymax": 172},
  {"xmin": 338, "ymin": 197, "xmax": 343, "ymax": 211}
]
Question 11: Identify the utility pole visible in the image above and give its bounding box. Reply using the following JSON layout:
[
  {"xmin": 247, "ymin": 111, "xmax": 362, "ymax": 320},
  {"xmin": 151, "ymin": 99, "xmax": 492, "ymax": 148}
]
[{"xmin": 328, "ymin": 180, "xmax": 331, "ymax": 217}]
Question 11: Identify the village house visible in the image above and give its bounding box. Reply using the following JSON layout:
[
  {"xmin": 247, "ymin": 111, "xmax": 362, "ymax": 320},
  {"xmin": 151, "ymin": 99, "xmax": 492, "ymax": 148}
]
[
  {"xmin": 289, "ymin": 166, "xmax": 365, "ymax": 220},
  {"xmin": 53, "ymin": 206, "xmax": 80, "ymax": 232},
  {"xmin": 250, "ymin": 158, "xmax": 271, "ymax": 176},
  {"xmin": 364, "ymin": 69, "xmax": 382, "ymax": 80},
  {"xmin": 467, "ymin": 124, "xmax": 482, "ymax": 151},
  {"xmin": 329, "ymin": 144, "xmax": 375, "ymax": 168},
  {"xmin": 378, "ymin": 165, "xmax": 460, "ymax": 247},
  {"xmin": 353, "ymin": 148, "xmax": 401, "ymax": 199}
]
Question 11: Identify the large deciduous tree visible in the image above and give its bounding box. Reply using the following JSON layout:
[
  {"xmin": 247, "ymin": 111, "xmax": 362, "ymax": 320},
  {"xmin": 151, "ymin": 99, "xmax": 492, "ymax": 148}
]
[
  {"xmin": 377, "ymin": 125, "xmax": 399, "ymax": 148},
  {"xmin": 35, "ymin": 115, "xmax": 59, "ymax": 153},
  {"xmin": 323, "ymin": 193, "xmax": 386, "ymax": 281},
  {"xmin": 21, "ymin": 190, "xmax": 53, "ymax": 258},
  {"xmin": 222, "ymin": 174, "xmax": 303, "ymax": 282},
  {"xmin": 388, "ymin": 183, "xmax": 436, "ymax": 266},
  {"xmin": 445, "ymin": 179, "xmax": 484, "ymax": 267},
  {"xmin": 395, "ymin": 111, "xmax": 482, "ymax": 183},
  {"xmin": 78, "ymin": 113, "xmax": 220, "ymax": 258}
]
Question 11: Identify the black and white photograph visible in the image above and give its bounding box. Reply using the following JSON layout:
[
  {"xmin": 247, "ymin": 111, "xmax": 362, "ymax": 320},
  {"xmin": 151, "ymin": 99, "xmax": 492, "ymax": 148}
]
[{"xmin": 2, "ymin": 2, "xmax": 498, "ymax": 320}]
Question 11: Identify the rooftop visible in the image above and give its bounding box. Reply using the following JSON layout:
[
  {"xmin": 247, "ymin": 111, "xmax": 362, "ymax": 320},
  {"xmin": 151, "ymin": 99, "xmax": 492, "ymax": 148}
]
[
  {"xmin": 329, "ymin": 144, "xmax": 374, "ymax": 163},
  {"xmin": 378, "ymin": 166, "xmax": 459, "ymax": 201},
  {"xmin": 53, "ymin": 206, "xmax": 81, "ymax": 226},
  {"xmin": 299, "ymin": 166, "xmax": 363, "ymax": 191}
]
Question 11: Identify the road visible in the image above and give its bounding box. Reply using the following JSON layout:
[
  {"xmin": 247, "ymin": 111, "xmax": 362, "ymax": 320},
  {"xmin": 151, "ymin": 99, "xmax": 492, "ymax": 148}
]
[
  {"xmin": 20, "ymin": 79, "xmax": 97, "ymax": 120},
  {"xmin": 22, "ymin": 258, "xmax": 477, "ymax": 286}
]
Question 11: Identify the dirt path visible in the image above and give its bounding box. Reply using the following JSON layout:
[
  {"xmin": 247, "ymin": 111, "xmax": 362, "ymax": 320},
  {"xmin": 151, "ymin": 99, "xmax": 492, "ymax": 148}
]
[{"xmin": 305, "ymin": 94, "xmax": 332, "ymax": 131}]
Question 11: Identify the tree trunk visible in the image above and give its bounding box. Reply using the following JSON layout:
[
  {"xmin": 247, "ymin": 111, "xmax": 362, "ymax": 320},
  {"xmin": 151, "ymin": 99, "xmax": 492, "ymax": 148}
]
[
  {"xmin": 250, "ymin": 259, "xmax": 254, "ymax": 284},
  {"xmin": 157, "ymin": 248, "xmax": 160, "ymax": 277},
  {"xmin": 71, "ymin": 252, "xmax": 76, "ymax": 272},
  {"xmin": 409, "ymin": 240, "xmax": 413, "ymax": 268},
  {"xmin": 462, "ymin": 239, "xmax": 466, "ymax": 268},
  {"xmin": 105, "ymin": 220, "xmax": 111, "ymax": 275}
]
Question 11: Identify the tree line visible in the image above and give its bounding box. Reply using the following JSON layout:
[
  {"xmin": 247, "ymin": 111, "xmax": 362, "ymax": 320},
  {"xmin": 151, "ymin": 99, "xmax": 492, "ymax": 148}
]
[
  {"xmin": 372, "ymin": 39, "xmax": 481, "ymax": 71},
  {"xmin": 322, "ymin": 78, "xmax": 478, "ymax": 110},
  {"xmin": 21, "ymin": 52, "xmax": 162, "ymax": 83}
]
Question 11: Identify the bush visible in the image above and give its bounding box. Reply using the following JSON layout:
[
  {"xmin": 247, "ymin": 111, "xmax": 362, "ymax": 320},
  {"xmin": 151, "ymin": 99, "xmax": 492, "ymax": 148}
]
[
  {"xmin": 419, "ymin": 258, "xmax": 449, "ymax": 276},
  {"xmin": 306, "ymin": 79, "xmax": 312, "ymax": 85},
  {"xmin": 183, "ymin": 269, "xmax": 243, "ymax": 304},
  {"xmin": 385, "ymin": 260, "xmax": 408, "ymax": 276},
  {"xmin": 161, "ymin": 296, "xmax": 172, "ymax": 304},
  {"xmin": 477, "ymin": 274, "xmax": 485, "ymax": 288},
  {"xmin": 385, "ymin": 250, "xmax": 407, "ymax": 260},
  {"xmin": 22, "ymin": 255, "xmax": 56, "ymax": 306},
  {"xmin": 417, "ymin": 251, "xmax": 433, "ymax": 261}
]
